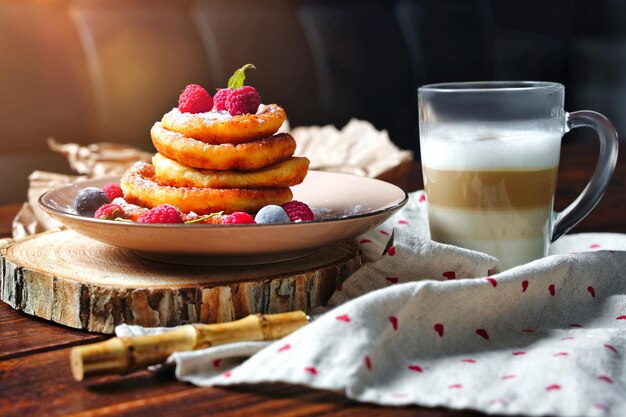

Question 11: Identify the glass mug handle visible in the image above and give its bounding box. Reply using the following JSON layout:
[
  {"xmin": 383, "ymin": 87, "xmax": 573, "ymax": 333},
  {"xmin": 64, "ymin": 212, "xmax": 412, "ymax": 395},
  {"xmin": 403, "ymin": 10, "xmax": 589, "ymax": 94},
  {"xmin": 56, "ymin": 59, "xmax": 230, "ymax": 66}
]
[{"xmin": 552, "ymin": 111, "xmax": 619, "ymax": 241}]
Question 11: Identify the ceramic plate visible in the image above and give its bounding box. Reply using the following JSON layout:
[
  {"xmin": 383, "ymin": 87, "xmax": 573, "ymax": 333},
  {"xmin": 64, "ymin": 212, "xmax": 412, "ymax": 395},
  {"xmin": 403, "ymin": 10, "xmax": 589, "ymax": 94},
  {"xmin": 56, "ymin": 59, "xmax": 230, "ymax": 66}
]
[{"xmin": 38, "ymin": 171, "xmax": 408, "ymax": 265}]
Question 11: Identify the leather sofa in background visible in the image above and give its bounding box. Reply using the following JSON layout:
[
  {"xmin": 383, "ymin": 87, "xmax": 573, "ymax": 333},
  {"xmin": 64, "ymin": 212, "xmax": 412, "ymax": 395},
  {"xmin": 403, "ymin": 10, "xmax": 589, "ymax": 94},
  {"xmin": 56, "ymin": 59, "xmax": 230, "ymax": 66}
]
[{"xmin": 0, "ymin": 0, "xmax": 620, "ymax": 204}]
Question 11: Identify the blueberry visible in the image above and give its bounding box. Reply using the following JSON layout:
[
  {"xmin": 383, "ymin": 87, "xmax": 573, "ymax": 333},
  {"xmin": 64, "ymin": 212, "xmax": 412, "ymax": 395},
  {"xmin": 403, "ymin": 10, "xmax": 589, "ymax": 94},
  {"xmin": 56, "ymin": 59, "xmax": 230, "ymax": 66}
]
[
  {"xmin": 74, "ymin": 187, "xmax": 110, "ymax": 217},
  {"xmin": 255, "ymin": 205, "xmax": 291, "ymax": 224}
]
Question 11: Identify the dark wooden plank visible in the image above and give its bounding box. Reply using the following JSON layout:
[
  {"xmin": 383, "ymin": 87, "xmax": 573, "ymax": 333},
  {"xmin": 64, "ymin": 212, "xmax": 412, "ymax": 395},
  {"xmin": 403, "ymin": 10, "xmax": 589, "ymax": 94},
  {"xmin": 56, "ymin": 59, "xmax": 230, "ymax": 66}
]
[
  {"xmin": 66, "ymin": 383, "xmax": 510, "ymax": 417},
  {"xmin": 0, "ymin": 347, "xmax": 510, "ymax": 417},
  {"xmin": 0, "ymin": 348, "xmax": 198, "ymax": 417},
  {"xmin": 0, "ymin": 301, "xmax": 106, "ymax": 360}
]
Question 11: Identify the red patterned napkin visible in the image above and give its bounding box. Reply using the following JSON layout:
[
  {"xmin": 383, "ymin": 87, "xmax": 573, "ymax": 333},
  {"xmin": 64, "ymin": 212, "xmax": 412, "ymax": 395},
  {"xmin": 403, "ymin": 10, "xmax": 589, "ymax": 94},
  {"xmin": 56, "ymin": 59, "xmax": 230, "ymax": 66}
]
[{"xmin": 118, "ymin": 191, "xmax": 626, "ymax": 417}]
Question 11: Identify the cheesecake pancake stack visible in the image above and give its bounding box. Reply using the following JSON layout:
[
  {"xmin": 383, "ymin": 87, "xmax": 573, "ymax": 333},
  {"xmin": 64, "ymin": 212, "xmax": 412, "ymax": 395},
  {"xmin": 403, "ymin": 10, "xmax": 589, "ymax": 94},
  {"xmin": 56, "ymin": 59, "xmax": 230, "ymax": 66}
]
[{"xmin": 121, "ymin": 102, "xmax": 309, "ymax": 215}]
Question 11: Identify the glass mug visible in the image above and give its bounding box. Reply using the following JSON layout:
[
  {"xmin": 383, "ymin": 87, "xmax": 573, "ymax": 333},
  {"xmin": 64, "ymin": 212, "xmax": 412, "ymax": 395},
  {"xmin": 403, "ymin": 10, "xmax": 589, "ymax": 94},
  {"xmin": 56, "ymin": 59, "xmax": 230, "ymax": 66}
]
[{"xmin": 418, "ymin": 81, "xmax": 618, "ymax": 270}]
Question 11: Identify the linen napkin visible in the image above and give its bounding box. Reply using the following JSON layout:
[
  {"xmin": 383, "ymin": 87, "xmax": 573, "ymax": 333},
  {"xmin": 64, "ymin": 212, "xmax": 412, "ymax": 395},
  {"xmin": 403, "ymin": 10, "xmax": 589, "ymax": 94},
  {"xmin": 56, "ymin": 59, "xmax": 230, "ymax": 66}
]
[
  {"xmin": 117, "ymin": 191, "xmax": 626, "ymax": 417},
  {"xmin": 290, "ymin": 119, "xmax": 413, "ymax": 180}
]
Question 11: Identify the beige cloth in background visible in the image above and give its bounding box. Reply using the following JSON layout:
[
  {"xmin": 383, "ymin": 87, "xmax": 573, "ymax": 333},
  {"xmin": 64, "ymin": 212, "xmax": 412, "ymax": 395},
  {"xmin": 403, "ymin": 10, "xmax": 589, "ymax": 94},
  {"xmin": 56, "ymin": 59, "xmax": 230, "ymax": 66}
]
[
  {"xmin": 47, "ymin": 138, "xmax": 153, "ymax": 178},
  {"xmin": 13, "ymin": 171, "xmax": 85, "ymax": 238},
  {"xmin": 291, "ymin": 119, "xmax": 413, "ymax": 177},
  {"xmin": 12, "ymin": 139, "xmax": 151, "ymax": 239}
]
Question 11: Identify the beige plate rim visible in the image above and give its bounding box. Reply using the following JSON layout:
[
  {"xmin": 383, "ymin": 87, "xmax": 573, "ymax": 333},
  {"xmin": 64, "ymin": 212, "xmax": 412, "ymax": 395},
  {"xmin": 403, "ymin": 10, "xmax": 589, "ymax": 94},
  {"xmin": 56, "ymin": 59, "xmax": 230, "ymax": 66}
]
[{"xmin": 38, "ymin": 170, "xmax": 408, "ymax": 263}]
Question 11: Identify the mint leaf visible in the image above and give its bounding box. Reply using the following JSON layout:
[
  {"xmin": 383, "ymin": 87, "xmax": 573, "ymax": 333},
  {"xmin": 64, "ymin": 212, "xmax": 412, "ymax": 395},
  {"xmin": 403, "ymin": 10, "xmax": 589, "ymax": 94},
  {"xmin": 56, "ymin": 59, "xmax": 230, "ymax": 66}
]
[
  {"xmin": 227, "ymin": 64, "xmax": 256, "ymax": 89},
  {"xmin": 114, "ymin": 217, "xmax": 134, "ymax": 222},
  {"xmin": 185, "ymin": 211, "xmax": 224, "ymax": 224}
]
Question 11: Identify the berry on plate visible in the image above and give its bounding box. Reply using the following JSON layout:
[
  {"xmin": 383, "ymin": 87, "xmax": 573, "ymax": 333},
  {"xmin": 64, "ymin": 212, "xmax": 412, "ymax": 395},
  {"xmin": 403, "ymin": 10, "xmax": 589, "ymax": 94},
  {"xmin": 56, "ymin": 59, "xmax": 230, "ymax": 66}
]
[
  {"xmin": 255, "ymin": 205, "xmax": 291, "ymax": 224},
  {"xmin": 281, "ymin": 201, "xmax": 315, "ymax": 222},
  {"xmin": 138, "ymin": 204, "xmax": 184, "ymax": 224},
  {"xmin": 102, "ymin": 183, "xmax": 124, "ymax": 201},
  {"xmin": 178, "ymin": 84, "xmax": 213, "ymax": 114},
  {"xmin": 74, "ymin": 187, "xmax": 110, "ymax": 217},
  {"xmin": 222, "ymin": 212, "xmax": 256, "ymax": 225},
  {"xmin": 226, "ymin": 85, "xmax": 261, "ymax": 116},
  {"xmin": 94, "ymin": 203, "xmax": 126, "ymax": 220}
]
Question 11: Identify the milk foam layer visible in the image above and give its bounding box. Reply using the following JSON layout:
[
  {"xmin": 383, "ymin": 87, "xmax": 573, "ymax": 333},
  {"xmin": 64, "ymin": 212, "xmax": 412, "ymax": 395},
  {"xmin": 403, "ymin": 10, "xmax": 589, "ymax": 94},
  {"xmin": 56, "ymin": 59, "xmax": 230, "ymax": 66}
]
[{"xmin": 420, "ymin": 129, "xmax": 562, "ymax": 171}]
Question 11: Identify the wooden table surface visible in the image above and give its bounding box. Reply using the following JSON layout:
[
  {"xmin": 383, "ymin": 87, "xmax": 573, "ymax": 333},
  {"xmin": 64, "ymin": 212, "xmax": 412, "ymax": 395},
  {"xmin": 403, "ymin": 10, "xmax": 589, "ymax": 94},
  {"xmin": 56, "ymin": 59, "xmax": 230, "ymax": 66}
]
[{"xmin": 1, "ymin": 141, "xmax": 624, "ymax": 417}]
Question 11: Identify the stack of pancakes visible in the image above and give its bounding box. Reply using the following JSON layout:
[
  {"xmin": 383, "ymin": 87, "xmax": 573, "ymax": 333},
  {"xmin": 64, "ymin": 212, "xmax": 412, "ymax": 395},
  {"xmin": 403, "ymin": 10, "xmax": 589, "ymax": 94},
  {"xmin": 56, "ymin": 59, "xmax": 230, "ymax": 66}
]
[{"xmin": 121, "ymin": 104, "xmax": 309, "ymax": 214}]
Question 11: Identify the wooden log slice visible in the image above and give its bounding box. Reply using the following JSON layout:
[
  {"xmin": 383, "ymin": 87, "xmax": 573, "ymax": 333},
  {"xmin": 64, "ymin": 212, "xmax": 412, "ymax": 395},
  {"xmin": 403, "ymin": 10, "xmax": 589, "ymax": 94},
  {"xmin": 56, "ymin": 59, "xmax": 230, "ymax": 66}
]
[{"xmin": 0, "ymin": 230, "xmax": 362, "ymax": 334}]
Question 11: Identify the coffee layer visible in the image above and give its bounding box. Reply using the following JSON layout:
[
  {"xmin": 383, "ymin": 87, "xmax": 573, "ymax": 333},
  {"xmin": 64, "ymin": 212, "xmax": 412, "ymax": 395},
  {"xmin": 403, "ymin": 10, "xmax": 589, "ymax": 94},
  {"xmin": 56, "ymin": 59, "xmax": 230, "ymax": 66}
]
[{"xmin": 423, "ymin": 167, "xmax": 558, "ymax": 209}]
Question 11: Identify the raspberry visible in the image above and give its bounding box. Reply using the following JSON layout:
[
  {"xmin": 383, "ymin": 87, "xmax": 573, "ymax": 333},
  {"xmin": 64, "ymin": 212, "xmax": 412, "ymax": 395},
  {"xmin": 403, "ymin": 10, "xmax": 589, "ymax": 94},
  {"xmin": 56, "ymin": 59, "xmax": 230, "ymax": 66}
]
[
  {"xmin": 178, "ymin": 84, "xmax": 213, "ymax": 113},
  {"xmin": 102, "ymin": 183, "xmax": 123, "ymax": 201},
  {"xmin": 221, "ymin": 212, "xmax": 256, "ymax": 225},
  {"xmin": 226, "ymin": 86, "xmax": 261, "ymax": 116},
  {"xmin": 94, "ymin": 204, "xmax": 126, "ymax": 220},
  {"xmin": 281, "ymin": 201, "xmax": 314, "ymax": 222},
  {"xmin": 213, "ymin": 88, "xmax": 232, "ymax": 111},
  {"xmin": 138, "ymin": 204, "xmax": 184, "ymax": 224}
]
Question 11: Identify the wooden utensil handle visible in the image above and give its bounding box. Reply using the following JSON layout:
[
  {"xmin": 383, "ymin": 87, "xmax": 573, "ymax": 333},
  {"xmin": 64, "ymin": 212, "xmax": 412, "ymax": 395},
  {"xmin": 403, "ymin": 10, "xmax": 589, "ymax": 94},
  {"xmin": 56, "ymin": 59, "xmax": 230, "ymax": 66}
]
[
  {"xmin": 70, "ymin": 311, "xmax": 309, "ymax": 381},
  {"xmin": 193, "ymin": 311, "xmax": 309, "ymax": 348}
]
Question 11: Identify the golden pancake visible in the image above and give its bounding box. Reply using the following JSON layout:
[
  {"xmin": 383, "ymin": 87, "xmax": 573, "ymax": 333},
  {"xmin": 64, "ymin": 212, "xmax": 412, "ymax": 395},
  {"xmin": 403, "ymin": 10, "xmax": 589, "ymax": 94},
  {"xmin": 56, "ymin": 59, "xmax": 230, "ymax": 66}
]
[
  {"xmin": 152, "ymin": 153, "xmax": 309, "ymax": 189},
  {"xmin": 161, "ymin": 104, "xmax": 286, "ymax": 144},
  {"xmin": 151, "ymin": 122, "xmax": 296, "ymax": 171},
  {"xmin": 121, "ymin": 162, "xmax": 293, "ymax": 214}
]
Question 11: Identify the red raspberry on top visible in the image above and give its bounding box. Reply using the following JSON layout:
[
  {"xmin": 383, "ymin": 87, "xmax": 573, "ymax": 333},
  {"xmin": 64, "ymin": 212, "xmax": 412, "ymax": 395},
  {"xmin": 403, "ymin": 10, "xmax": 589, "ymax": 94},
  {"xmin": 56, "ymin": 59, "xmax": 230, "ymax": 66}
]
[
  {"xmin": 178, "ymin": 84, "xmax": 213, "ymax": 114},
  {"xmin": 281, "ymin": 201, "xmax": 314, "ymax": 222},
  {"xmin": 102, "ymin": 183, "xmax": 123, "ymax": 201},
  {"xmin": 226, "ymin": 86, "xmax": 261, "ymax": 116},
  {"xmin": 221, "ymin": 212, "xmax": 256, "ymax": 225},
  {"xmin": 138, "ymin": 204, "xmax": 184, "ymax": 224},
  {"xmin": 213, "ymin": 88, "xmax": 232, "ymax": 111},
  {"xmin": 94, "ymin": 203, "xmax": 126, "ymax": 220}
]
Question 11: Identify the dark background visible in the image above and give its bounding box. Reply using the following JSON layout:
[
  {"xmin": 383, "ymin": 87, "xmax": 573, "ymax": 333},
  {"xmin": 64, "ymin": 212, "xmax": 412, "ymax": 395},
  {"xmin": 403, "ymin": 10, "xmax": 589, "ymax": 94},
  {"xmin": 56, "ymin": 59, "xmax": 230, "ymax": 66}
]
[{"xmin": 0, "ymin": 0, "xmax": 623, "ymax": 203}]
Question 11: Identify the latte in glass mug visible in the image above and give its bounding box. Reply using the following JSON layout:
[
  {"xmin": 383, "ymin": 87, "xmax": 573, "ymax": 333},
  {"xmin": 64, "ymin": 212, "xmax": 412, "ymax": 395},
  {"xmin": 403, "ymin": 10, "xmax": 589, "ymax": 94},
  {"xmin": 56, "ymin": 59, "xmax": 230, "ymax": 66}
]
[
  {"xmin": 418, "ymin": 82, "xmax": 618, "ymax": 270},
  {"xmin": 421, "ymin": 130, "xmax": 560, "ymax": 268}
]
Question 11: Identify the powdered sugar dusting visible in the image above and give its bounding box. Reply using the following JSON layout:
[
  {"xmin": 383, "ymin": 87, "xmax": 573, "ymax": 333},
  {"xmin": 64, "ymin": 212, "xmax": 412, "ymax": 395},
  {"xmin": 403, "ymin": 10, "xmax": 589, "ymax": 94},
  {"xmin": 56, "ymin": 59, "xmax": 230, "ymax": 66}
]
[
  {"xmin": 257, "ymin": 104, "xmax": 276, "ymax": 115},
  {"xmin": 166, "ymin": 104, "xmax": 276, "ymax": 125},
  {"xmin": 111, "ymin": 197, "xmax": 143, "ymax": 212},
  {"xmin": 167, "ymin": 108, "xmax": 233, "ymax": 124}
]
